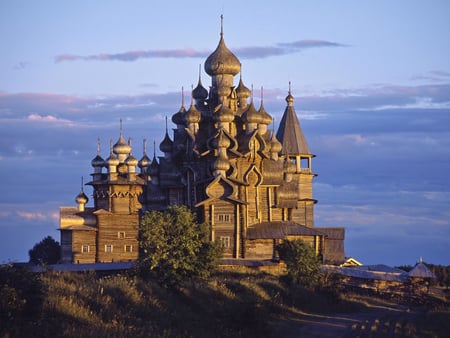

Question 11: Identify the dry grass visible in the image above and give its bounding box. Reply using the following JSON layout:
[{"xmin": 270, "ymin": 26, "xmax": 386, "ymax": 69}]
[{"xmin": 1, "ymin": 266, "xmax": 449, "ymax": 337}]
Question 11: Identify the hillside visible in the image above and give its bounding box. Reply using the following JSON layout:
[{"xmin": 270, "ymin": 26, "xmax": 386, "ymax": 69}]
[{"xmin": 1, "ymin": 266, "xmax": 449, "ymax": 337}]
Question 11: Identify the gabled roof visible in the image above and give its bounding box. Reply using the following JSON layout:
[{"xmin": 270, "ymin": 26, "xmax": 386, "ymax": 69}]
[
  {"xmin": 247, "ymin": 221, "xmax": 325, "ymax": 239},
  {"xmin": 276, "ymin": 99, "xmax": 311, "ymax": 156}
]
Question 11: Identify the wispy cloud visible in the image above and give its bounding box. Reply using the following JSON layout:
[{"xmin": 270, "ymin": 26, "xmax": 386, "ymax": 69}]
[
  {"xmin": 55, "ymin": 48, "xmax": 210, "ymax": 63},
  {"xmin": 13, "ymin": 61, "xmax": 29, "ymax": 70},
  {"xmin": 411, "ymin": 70, "xmax": 450, "ymax": 82},
  {"xmin": 54, "ymin": 39, "xmax": 347, "ymax": 63}
]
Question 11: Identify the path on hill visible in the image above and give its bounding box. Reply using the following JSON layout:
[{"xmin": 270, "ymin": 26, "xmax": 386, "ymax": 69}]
[{"xmin": 272, "ymin": 298, "xmax": 421, "ymax": 337}]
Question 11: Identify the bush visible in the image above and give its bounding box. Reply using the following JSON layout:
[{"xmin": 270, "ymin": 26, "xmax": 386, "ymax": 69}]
[
  {"xmin": 139, "ymin": 205, "xmax": 223, "ymax": 287},
  {"xmin": 276, "ymin": 239, "xmax": 321, "ymax": 289}
]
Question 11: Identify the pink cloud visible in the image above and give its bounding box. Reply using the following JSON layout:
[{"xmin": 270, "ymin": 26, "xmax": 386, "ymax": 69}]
[
  {"xmin": 17, "ymin": 211, "xmax": 49, "ymax": 221},
  {"xmin": 54, "ymin": 39, "xmax": 347, "ymax": 63}
]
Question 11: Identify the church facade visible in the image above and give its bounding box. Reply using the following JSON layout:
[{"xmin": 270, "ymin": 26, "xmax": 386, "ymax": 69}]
[{"xmin": 59, "ymin": 22, "xmax": 345, "ymax": 264}]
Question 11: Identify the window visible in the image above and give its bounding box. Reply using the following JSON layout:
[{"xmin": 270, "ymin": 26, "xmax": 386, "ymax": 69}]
[
  {"xmin": 124, "ymin": 245, "xmax": 133, "ymax": 253},
  {"xmin": 219, "ymin": 236, "xmax": 231, "ymax": 248},
  {"xmin": 218, "ymin": 214, "xmax": 231, "ymax": 222},
  {"xmin": 118, "ymin": 231, "xmax": 126, "ymax": 239},
  {"xmin": 81, "ymin": 245, "xmax": 89, "ymax": 253},
  {"xmin": 105, "ymin": 244, "xmax": 113, "ymax": 253}
]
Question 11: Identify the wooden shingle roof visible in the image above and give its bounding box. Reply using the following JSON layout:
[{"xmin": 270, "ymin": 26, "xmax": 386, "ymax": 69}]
[
  {"xmin": 276, "ymin": 96, "xmax": 311, "ymax": 156},
  {"xmin": 247, "ymin": 221, "xmax": 325, "ymax": 239}
]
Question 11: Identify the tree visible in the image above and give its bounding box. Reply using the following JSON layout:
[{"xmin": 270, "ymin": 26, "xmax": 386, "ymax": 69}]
[
  {"xmin": 139, "ymin": 205, "xmax": 223, "ymax": 287},
  {"xmin": 276, "ymin": 239, "xmax": 321, "ymax": 289},
  {"xmin": 28, "ymin": 236, "xmax": 61, "ymax": 265}
]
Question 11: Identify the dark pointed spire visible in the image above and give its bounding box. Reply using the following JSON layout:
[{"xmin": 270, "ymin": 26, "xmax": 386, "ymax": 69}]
[{"xmin": 276, "ymin": 84, "xmax": 311, "ymax": 155}]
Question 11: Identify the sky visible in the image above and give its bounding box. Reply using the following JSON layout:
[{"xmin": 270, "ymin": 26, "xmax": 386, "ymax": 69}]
[{"xmin": 1, "ymin": 0, "xmax": 449, "ymax": 266}]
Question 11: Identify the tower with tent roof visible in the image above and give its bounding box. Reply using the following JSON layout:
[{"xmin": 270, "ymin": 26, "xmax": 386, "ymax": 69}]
[{"xmin": 59, "ymin": 17, "xmax": 345, "ymax": 264}]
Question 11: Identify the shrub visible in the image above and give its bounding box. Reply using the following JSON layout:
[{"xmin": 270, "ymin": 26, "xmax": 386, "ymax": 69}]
[
  {"xmin": 276, "ymin": 239, "xmax": 321, "ymax": 289},
  {"xmin": 139, "ymin": 205, "xmax": 223, "ymax": 287}
]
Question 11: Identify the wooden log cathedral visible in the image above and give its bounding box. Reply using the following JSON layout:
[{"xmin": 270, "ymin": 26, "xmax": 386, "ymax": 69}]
[{"xmin": 59, "ymin": 18, "xmax": 345, "ymax": 264}]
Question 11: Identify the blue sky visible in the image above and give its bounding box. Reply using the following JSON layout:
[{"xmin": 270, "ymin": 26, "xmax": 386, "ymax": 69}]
[{"xmin": 1, "ymin": 0, "xmax": 449, "ymax": 266}]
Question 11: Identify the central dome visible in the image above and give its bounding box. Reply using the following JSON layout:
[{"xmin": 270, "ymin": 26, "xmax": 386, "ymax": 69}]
[{"xmin": 204, "ymin": 32, "xmax": 240, "ymax": 76}]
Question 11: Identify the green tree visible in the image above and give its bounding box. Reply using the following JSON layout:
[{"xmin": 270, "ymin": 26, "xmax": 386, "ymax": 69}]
[
  {"xmin": 276, "ymin": 239, "xmax": 321, "ymax": 289},
  {"xmin": 28, "ymin": 236, "xmax": 61, "ymax": 265},
  {"xmin": 139, "ymin": 205, "xmax": 223, "ymax": 287}
]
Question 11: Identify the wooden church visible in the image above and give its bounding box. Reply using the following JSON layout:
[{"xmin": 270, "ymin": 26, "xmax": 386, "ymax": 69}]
[{"xmin": 59, "ymin": 20, "xmax": 345, "ymax": 265}]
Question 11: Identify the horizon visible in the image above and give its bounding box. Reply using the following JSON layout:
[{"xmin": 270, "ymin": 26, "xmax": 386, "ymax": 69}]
[{"xmin": 1, "ymin": 1, "xmax": 449, "ymax": 266}]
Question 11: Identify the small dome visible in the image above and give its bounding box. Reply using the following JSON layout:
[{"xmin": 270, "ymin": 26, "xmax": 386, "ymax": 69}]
[
  {"xmin": 184, "ymin": 101, "xmax": 201, "ymax": 124},
  {"xmin": 106, "ymin": 153, "xmax": 120, "ymax": 167},
  {"xmin": 172, "ymin": 88, "xmax": 187, "ymax": 125},
  {"xmin": 270, "ymin": 134, "xmax": 282, "ymax": 153},
  {"xmin": 148, "ymin": 156, "xmax": 160, "ymax": 176},
  {"xmin": 91, "ymin": 154, "xmax": 105, "ymax": 168},
  {"xmin": 286, "ymin": 83, "xmax": 295, "ymax": 106},
  {"xmin": 204, "ymin": 33, "xmax": 240, "ymax": 76},
  {"xmin": 241, "ymin": 101, "xmax": 262, "ymax": 124},
  {"xmin": 76, "ymin": 191, "xmax": 88, "ymax": 205},
  {"xmin": 172, "ymin": 109, "xmax": 186, "ymax": 126},
  {"xmin": 125, "ymin": 154, "xmax": 138, "ymax": 166},
  {"xmin": 258, "ymin": 104, "xmax": 273, "ymax": 125},
  {"xmin": 193, "ymin": 80, "xmax": 208, "ymax": 101},
  {"xmin": 159, "ymin": 133, "xmax": 173, "ymax": 153},
  {"xmin": 138, "ymin": 154, "xmax": 151, "ymax": 168},
  {"xmin": 113, "ymin": 135, "xmax": 131, "ymax": 156},
  {"xmin": 214, "ymin": 105, "xmax": 234, "ymax": 123},
  {"xmin": 236, "ymin": 76, "xmax": 250, "ymax": 99}
]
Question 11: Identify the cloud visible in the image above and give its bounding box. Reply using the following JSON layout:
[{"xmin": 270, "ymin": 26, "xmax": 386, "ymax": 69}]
[
  {"xmin": 13, "ymin": 61, "xmax": 29, "ymax": 70},
  {"xmin": 54, "ymin": 39, "xmax": 347, "ymax": 63},
  {"xmin": 55, "ymin": 48, "xmax": 211, "ymax": 63},
  {"xmin": 27, "ymin": 113, "xmax": 75, "ymax": 126},
  {"xmin": 411, "ymin": 70, "xmax": 450, "ymax": 82}
]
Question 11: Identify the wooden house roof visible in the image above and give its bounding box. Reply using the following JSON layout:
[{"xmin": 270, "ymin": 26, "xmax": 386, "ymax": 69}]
[
  {"xmin": 247, "ymin": 221, "xmax": 325, "ymax": 239},
  {"xmin": 316, "ymin": 227, "xmax": 346, "ymax": 240},
  {"xmin": 408, "ymin": 261, "xmax": 436, "ymax": 278}
]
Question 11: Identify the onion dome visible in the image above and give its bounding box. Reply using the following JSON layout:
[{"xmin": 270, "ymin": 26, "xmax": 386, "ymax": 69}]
[
  {"xmin": 269, "ymin": 133, "xmax": 283, "ymax": 153},
  {"xmin": 172, "ymin": 87, "xmax": 186, "ymax": 125},
  {"xmin": 193, "ymin": 65, "xmax": 208, "ymax": 100},
  {"xmin": 91, "ymin": 154, "xmax": 105, "ymax": 168},
  {"xmin": 241, "ymin": 100, "xmax": 262, "ymax": 124},
  {"xmin": 258, "ymin": 88, "xmax": 273, "ymax": 125},
  {"xmin": 106, "ymin": 140, "xmax": 120, "ymax": 166},
  {"xmin": 113, "ymin": 120, "xmax": 132, "ymax": 156},
  {"xmin": 125, "ymin": 153, "xmax": 138, "ymax": 167},
  {"xmin": 286, "ymin": 82, "xmax": 295, "ymax": 106},
  {"xmin": 106, "ymin": 153, "xmax": 119, "ymax": 167},
  {"xmin": 213, "ymin": 104, "xmax": 234, "ymax": 123},
  {"xmin": 185, "ymin": 88, "xmax": 201, "ymax": 124},
  {"xmin": 204, "ymin": 16, "xmax": 240, "ymax": 76},
  {"xmin": 76, "ymin": 191, "xmax": 89, "ymax": 205},
  {"xmin": 138, "ymin": 139, "xmax": 151, "ymax": 169},
  {"xmin": 236, "ymin": 74, "xmax": 251, "ymax": 99},
  {"xmin": 148, "ymin": 156, "xmax": 160, "ymax": 176},
  {"xmin": 159, "ymin": 117, "xmax": 173, "ymax": 153},
  {"xmin": 91, "ymin": 138, "xmax": 105, "ymax": 168},
  {"xmin": 159, "ymin": 133, "xmax": 173, "ymax": 153},
  {"xmin": 138, "ymin": 154, "xmax": 151, "ymax": 169}
]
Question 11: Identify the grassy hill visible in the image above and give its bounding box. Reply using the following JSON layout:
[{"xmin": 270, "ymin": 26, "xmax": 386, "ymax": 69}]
[{"xmin": 1, "ymin": 265, "xmax": 449, "ymax": 337}]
